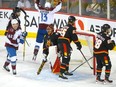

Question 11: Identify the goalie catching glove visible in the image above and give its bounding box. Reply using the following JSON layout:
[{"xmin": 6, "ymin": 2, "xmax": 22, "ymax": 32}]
[{"xmin": 76, "ymin": 41, "xmax": 82, "ymax": 50}]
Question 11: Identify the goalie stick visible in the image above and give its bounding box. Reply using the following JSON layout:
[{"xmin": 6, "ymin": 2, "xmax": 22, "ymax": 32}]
[
  {"xmin": 37, "ymin": 60, "xmax": 46, "ymax": 75},
  {"xmin": 37, "ymin": 58, "xmax": 53, "ymax": 75},
  {"xmin": 70, "ymin": 56, "xmax": 93, "ymax": 73}
]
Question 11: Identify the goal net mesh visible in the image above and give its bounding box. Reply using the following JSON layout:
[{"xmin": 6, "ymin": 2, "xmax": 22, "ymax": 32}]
[{"xmin": 70, "ymin": 31, "xmax": 96, "ymax": 75}]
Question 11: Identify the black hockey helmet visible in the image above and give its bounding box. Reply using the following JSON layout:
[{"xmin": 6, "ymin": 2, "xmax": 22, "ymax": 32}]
[
  {"xmin": 68, "ymin": 16, "xmax": 76, "ymax": 23},
  {"xmin": 13, "ymin": 7, "xmax": 21, "ymax": 13},
  {"xmin": 101, "ymin": 24, "xmax": 111, "ymax": 32}
]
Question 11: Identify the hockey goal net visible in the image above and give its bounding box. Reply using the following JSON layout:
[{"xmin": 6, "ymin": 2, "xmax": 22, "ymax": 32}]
[
  {"xmin": 70, "ymin": 30, "xmax": 96, "ymax": 75},
  {"xmin": 47, "ymin": 30, "xmax": 96, "ymax": 75}
]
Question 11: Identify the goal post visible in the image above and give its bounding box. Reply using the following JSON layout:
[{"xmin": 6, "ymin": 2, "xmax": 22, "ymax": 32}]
[{"xmin": 75, "ymin": 30, "xmax": 96, "ymax": 75}]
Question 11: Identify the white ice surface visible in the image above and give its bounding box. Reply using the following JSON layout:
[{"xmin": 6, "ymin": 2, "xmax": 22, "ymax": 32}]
[{"xmin": 0, "ymin": 36, "xmax": 116, "ymax": 87}]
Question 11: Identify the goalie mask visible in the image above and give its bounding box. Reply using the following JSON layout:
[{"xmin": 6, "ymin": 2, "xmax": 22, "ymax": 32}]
[{"xmin": 46, "ymin": 24, "xmax": 54, "ymax": 35}]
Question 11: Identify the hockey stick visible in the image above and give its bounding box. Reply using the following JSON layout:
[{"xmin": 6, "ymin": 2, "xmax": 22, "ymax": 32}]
[
  {"xmin": 25, "ymin": 39, "xmax": 30, "ymax": 47},
  {"xmin": 70, "ymin": 56, "xmax": 93, "ymax": 73},
  {"xmin": 23, "ymin": 15, "xmax": 27, "ymax": 61},
  {"xmin": 79, "ymin": 50, "xmax": 93, "ymax": 69}
]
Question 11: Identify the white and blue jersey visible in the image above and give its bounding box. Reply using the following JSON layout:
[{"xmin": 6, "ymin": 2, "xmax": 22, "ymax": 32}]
[
  {"xmin": 34, "ymin": 1, "xmax": 62, "ymax": 43},
  {"xmin": 5, "ymin": 26, "xmax": 24, "ymax": 57},
  {"xmin": 35, "ymin": 1, "xmax": 62, "ymax": 29}
]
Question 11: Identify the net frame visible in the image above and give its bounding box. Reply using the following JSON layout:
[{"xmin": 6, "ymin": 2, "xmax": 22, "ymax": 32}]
[
  {"xmin": 56, "ymin": 29, "xmax": 96, "ymax": 75},
  {"xmin": 75, "ymin": 31, "xmax": 96, "ymax": 75}
]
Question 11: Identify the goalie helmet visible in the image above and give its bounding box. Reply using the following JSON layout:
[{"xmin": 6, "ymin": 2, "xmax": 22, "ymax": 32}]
[
  {"xmin": 68, "ymin": 16, "xmax": 76, "ymax": 23},
  {"xmin": 101, "ymin": 24, "xmax": 111, "ymax": 32},
  {"xmin": 46, "ymin": 24, "xmax": 54, "ymax": 35},
  {"xmin": 13, "ymin": 7, "xmax": 21, "ymax": 13},
  {"xmin": 45, "ymin": 2, "xmax": 51, "ymax": 8}
]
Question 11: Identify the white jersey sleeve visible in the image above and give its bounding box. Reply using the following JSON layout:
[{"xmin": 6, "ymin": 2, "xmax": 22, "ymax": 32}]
[
  {"xmin": 35, "ymin": 3, "xmax": 39, "ymax": 11},
  {"xmin": 51, "ymin": 2, "xmax": 62, "ymax": 14}
]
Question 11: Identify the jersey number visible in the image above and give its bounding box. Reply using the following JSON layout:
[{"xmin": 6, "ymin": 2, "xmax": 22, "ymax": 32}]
[
  {"xmin": 95, "ymin": 38, "xmax": 102, "ymax": 49},
  {"xmin": 41, "ymin": 12, "xmax": 48, "ymax": 22},
  {"xmin": 60, "ymin": 28, "xmax": 67, "ymax": 37},
  {"xmin": 7, "ymin": 34, "xmax": 13, "ymax": 39}
]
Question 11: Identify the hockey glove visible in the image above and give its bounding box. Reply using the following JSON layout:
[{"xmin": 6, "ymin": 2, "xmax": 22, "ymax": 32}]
[
  {"xmin": 107, "ymin": 40, "xmax": 115, "ymax": 50},
  {"xmin": 76, "ymin": 42, "xmax": 82, "ymax": 50},
  {"xmin": 22, "ymin": 31, "xmax": 28, "ymax": 37},
  {"xmin": 112, "ymin": 40, "xmax": 116, "ymax": 46}
]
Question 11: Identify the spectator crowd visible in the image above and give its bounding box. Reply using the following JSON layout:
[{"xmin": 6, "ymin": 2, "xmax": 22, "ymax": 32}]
[{"xmin": 0, "ymin": 0, "xmax": 116, "ymax": 20}]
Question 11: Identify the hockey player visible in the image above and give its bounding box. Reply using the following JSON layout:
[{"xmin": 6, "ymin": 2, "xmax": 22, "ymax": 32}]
[
  {"xmin": 58, "ymin": 16, "xmax": 82, "ymax": 79},
  {"xmin": 32, "ymin": 0, "xmax": 62, "ymax": 60},
  {"xmin": 3, "ymin": 19, "xmax": 27, "ymax": 75},
  {"xmin": 4, "ymin": 7, "xmax": 26, "ymax": 35},
  {"xmin": 37, "ymin": 24, "xmax": 61, "ymax": 74},
  {"xmin": 4, "ymin": 7, "xmax": 27, "ymax": 59},
  {"xmin": 94, "ymin": 24, "xmax": 115, "ymax": 83},
  {"xmin": 42, "ymin": 24, "xmax": 60, "ymax": 61}
]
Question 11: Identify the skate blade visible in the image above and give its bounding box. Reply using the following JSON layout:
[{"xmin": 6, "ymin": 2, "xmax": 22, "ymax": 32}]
[
  {"xmin": 32, "ymin": 55, "xmax": 37, "ymax": 61},
  {"xmin": 96, "ymin": 80, "xmax": 105, "ymax": 84},
  {"xmin": 104, "ymin": 80, "xmax": 113, "ymax": 84},
  {"xmin": 58, "ymin": 77, "xmax": 68, "ymax": 82},
  {"xmin": 32, "ymin": 57, "xmax": 36, "ymax": 61}
]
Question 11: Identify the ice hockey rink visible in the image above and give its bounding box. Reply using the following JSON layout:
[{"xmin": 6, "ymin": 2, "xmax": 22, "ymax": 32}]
[{"xmin": 0, "ymin": 36, "xmax": 116, "ymax": 87}]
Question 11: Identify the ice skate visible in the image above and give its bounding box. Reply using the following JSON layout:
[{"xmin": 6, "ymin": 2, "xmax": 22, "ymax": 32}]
[
  {"xmin": 59, "ymin": 73, "xmax": 68, "ymax": 79},
  {"xmin": 3, "ymin": 66, "xmax": 10, "ymax": 72},
  {"xmin": 96, "ymin": 78, "xmax": 104, "ymax": 83},
  {"xmin": 12, "ymin": 70, "xmax": 17, "ymax": 75},
  {"xmin": 96, "ymin": 76, "xmax": 104, "ymax": 83},
  {"xmin": 32, "ymin": 55, "xmax": 37, "ymax": 61},
  {"xmin": 105, "ymin": 77, "xmax": 113, "ymax": 83},
  {"xmin": 64, "ymin": 71, "xmax": 73, "ymax": 76}
]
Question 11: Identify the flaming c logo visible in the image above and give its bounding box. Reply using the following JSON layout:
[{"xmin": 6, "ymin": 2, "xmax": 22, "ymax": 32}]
[{"xmin": 74, "ymin": 19, "xmax": 84, "ymax": 30}]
